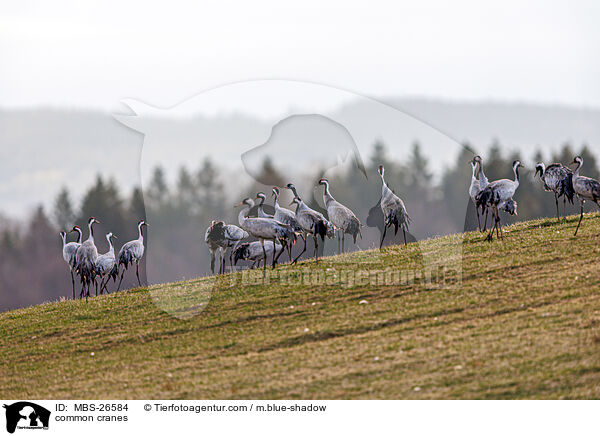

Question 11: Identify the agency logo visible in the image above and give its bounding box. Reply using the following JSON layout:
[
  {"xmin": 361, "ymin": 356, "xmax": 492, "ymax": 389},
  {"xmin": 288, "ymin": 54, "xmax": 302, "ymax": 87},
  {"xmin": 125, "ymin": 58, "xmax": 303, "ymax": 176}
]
[{"xmin": 3, "ymin": 402, "xmax": 50, "ymax": 434}]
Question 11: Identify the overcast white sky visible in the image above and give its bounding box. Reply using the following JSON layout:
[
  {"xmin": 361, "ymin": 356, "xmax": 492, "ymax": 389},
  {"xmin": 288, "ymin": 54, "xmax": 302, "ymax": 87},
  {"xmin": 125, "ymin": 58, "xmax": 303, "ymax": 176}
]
[{"xmin": 1, "ymin": 0, "xmax": 600, "ymax": 112}]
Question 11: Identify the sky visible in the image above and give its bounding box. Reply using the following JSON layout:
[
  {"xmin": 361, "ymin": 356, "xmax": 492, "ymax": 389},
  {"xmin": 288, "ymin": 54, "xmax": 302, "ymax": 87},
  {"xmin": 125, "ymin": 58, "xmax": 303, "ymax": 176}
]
[{"xmin": 1, "ymin": 0, "xmax": 600, "ymax": 113}]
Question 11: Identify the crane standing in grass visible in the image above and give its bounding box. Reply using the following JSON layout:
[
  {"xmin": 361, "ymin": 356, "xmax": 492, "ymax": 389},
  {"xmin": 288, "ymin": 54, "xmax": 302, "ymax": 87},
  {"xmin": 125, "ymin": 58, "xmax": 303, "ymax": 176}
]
[
  {"xmin": 473, "ymin": 155, "xmax": 490, "ymax": 231},
  {"xmin": 570, "ymin": 156, "xmax": 600, "ymax": 236},
  {"xmin": 95, "ymin": 232, "xmax": 118, "ymax": 295},
  {"xmin": 377, "ymin": 165, "xmax": 410, "ymax": 248},
  {"xmin": 476, "ymin": 160, "xmax": 522, "ymax": 241},
  {"xmin": 534, "ymin": 162, "xmax": 575, "ymax": 222},
  {"xmin": 235, "ymin": 198, "xmax": 294, "ymax": 270},
  {"xmin": 75, "ymin": 217, "xmax": 100, "ymax": 300},
  {"xmin": 116, "ymin": 220, "xmax": 148, "ymax": 291},
  {"xmin": 60, "ymin": 225, "xmax": 82, "ymax": 299},
  {"xmin": 318, "ymin": 178, "xmax": 361, "ymax": 253},
  {"xmin": 289, "ymin": 196, "xmax": 328, "ymax": 264},
  {"xmin": 271, "ymin": 187, "xmax": 303, "ymax": 261},
  {"xmin": 469, "ymin": 159, "xmax": 484, "ymax": 231},
  {"xmin": 204, "ymin": 220, "xmax": 249, "ymax": 274},
  {"xmin": 234, "ymin": 240, "xmax": 282, "ymax": 269}
]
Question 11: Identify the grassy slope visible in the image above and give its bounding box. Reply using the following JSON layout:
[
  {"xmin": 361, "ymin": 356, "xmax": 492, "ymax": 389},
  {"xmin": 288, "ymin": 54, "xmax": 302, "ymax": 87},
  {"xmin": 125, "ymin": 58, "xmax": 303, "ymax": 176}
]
[{"xmin": 1, "ymin": 214, "xmax": 599, "ymax": 399}]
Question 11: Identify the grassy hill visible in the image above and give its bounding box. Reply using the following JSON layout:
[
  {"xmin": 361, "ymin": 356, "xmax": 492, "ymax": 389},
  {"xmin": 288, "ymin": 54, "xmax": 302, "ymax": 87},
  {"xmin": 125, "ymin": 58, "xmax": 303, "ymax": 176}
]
[{"xmin": 1, "ymin": 214, "xmax": 599, "ymax": 399}]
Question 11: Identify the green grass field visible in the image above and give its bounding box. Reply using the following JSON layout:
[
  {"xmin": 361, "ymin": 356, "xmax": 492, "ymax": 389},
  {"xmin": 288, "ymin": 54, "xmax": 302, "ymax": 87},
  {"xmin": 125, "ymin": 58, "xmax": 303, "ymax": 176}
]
[{"xmin": 1, "ymin": 213, "xmax": 599, "ymax": 399}]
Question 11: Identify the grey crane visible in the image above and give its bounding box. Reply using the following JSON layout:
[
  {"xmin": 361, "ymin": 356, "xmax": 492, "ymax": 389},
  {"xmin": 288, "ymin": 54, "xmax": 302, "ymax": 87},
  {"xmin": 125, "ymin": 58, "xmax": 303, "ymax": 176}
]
[
  {"xmin": 234, "ymin": 240, "xmax": 282, "ymax": 269},
  {"xmin": 472, "ymin": 155, "xmax": 490, "ymax": 231},
  {"xmin": 60, "ymin": 225, "xmax": 82, "ymax": 299},
  {"xmin": 204, "ymin": 220, "xmax": 249, "ymax": 274},
  {"xmin": 377, "ymin": 165, "xmax": 410, "ymax": 248},
  {"xmin": 74, "ymin": 217, "xmax": 100, "ymax": 299},
  {"xmin": 95, "ymin": 232, "xmax": 118, "ymax": 295},
  {"xmin": 116, "ymin": 220, "xmax": 148, "ymax": 291},
  {"xmin": 476, "ymin": 160, "xmax": 522, "ymax": 241},
  {"xmin": 235, "ymin": 198, "xmax": 294, "ymax": 270},
  {"xmin": 469, "ymin": 160, "xmax": 483, "ymax": 231},
  {"xmin": 318, "ymin": 178, "xmax": 362, "ymax": 253},
  {"xmin": 285, "ymin": 183, "xmax": 335, "ymax": 239},
  {"xmin": 289, "ymin": 196, "xmax": 328, "ymax": 264},
  {"xmin": 271, "ymin": 186, "xmax": 303, "ymax": 261},
  {"xmin": 534, "ymin": 162, "xmax": 575, "ymax": 222},
  {"xmin": 570, "ymin": 156, "xmax": 600, "ymax": 236},
  {"xmin": 255, "ymin": 192, "xmax": 272, "ymax": 218}
]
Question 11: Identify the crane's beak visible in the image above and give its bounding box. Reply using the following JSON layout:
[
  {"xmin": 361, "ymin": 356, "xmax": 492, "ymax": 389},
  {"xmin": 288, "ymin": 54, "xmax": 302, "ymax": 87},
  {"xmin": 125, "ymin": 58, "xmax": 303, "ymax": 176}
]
[
  {"xmin": 95, "ymin": 219, "xmax": 101, "ymax": 224},
  {"xmin": 113, "ymin": 235, "xmax": 118, "ymax": 239},
  {"xmin": 234, "ymin": 202, "xmax": 243, "ymax": 208},
  {"xmin": 144, "ymin": 223, "xmax": 150, "ymax": 227}
]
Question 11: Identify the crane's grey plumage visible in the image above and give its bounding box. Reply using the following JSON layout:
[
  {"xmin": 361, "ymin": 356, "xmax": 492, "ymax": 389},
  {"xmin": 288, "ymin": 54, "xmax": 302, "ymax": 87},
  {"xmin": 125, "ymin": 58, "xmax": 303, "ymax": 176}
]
[
  {"xmin": 234, "ymin": 240, "xmax": 282, "ymax": 269},
  {"xmin": 75, "ymin": 217, "xmax": 100, "ymax": 299},
  {"xmin": 205, "ymin": 220, "xmax": 249, "ymax": 274},
  {"xmin": 95, "ymin": 232, "xmax": 118, "ymax": 294},
  {"xmin": 377, "ymin": 165, "xmax": 410, "ymax": 248},
  {"xmin": 535, "ymin": 162, "xmax": 575, "ymax": 222},
  {"xmin": 255, "ymin": 192, "xmax": 272, "ymax": 218},
  {"xmin": 318, "ymin": 178, "xmax": 361, "ymax": 253},
  {"xmin": 570, "ymin": 156, "xmax": 600, "ymax": 236},
  {"xmin": 476, "ymin": 160, "xmax": 522, "ymax": 241},
  {"xmin": 116, "ymin": 220, "xmax": 148, "ymax": 290},
  {"xmin": 270, "ymin": 187, "xmax": 303, "ymax": 261},
  {"xmin": 236, "ymin": 198, "xmax": 294, "ymax": 270},
  {"xmin": 60, "ymin": 225, "xmax": 82, "ymax": 299},
  {"xmin": 289, "ymin": 196, "xmax": 328, "ymax": 264}
]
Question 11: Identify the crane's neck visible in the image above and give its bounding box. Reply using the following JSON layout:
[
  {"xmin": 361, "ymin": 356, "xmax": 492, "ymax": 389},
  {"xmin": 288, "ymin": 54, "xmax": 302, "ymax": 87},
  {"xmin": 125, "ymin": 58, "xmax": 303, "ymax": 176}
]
[
  {"xmin": 137, "ymin": 223, "xmax": 144, "ymax": 241},
  {"xmin": 322, "ymin": 182, "xmax": 335, "ymax": 205},
  {"xmin": 238, "ymin": 202, "xmax": 251, "ymax": 226},
  {"xmin": 273, "ymin": 192, "xmax": 280, "ymax": 209},
  {"xmin": 107, "ymin": 235, "xmax": 115, "ymax": 254},
  {"xmin": 574, "ymin": 161, "xmax": 582, "ymax": 177},
  {"xmin": 60, "ymin": 233, "xmax": 67, "ymax": 247},
  {"xmin": 288, "ymin": 185, "xmax": 299, "ymax": 198},
  {"xmin": 513, "ymin": 165, "xmax": 520, "ymax": 185},
  {"xmin": 75, "ymin": 228, "xmax": 82, "ymax": 243},
  {"xmin": 87, "ymin": 221, "xmax": 95, "ymax": 243},
  {"xmin": 477, "ymin": 162, "xmax": 487, "ymax": 185},
  {"xmin": 471, "ymin": 163, "xmax": 477, "ymax": 180}
]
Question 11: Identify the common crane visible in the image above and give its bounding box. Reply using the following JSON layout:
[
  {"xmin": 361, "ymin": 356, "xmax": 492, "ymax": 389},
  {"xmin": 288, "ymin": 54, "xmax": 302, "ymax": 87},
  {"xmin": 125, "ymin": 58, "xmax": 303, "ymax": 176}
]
[
  {"xmin": 318, "ymin": 178, "xmax": 361, "ymax": 253},
  {"xmin": 472, "ymin": 155, "xmax": 490, "ymax": 231},
  {"xmin": 285, "ymin": 183, "xmax": 335, "ymax": 238},
  {"xmin": 255, "ymin": 192, "xmax": 272, "ymax": 218},
  {"xmin": 60, "ymin": 225, "xmax": 82, "ymax": 299},
  {"xmin": 476, "ymin": 160, "xmax": 522, "ymax": 241},
  {"xmin": 235, "ymin": 198, "xmax": 294, "ymax": 270},
  {"xmin": 377, "ymin": 165, "xmax": 410, "ymax": 248},
  {"xmin": 95, "ymin": 232, "xmax": 118, "ymax": 295},
  {"xmin": 289, "ymin": 196, "xmax": 328, "ymax": 264},
  {"xmin": 74, "ymin": 217, "xmax": 100, "ymax": 299},
  {"xmin": 534, "ymin": 162, "xmax": 574, "ymax": 222},
  {"xmin": 204, "ymin": 220, "xmax": 249, "ymax": 274},
  {"xmin": 570, "ymin": 156, "xmax": 600, "ymax": 236},
  {"xmin": 469, "ymin": 160, "xmax": 483, "ymax": 231},
  {"xmin": 234, "ymin": 240, "xmax": 282, "ymax": 269},
  {"xmin": 116, "ymin": 220, "xmax": 148, "ymax": 291},
  {"xmin": 271, "ymin": 187, "xmax": 303, "ymax": 261}
]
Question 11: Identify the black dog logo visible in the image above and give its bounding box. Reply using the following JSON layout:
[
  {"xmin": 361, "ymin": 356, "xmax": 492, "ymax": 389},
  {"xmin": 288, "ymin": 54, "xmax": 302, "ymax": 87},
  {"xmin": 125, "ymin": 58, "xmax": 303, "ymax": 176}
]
[{"xmin": 3, "ymin": 402, "xmax": 50, "ymax": 434}]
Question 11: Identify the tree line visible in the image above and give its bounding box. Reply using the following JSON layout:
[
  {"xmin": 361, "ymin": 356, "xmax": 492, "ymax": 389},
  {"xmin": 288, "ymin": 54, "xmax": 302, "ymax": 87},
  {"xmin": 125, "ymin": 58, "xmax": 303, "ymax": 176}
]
[{"xmin": 0, "ymin": 141, "xmax": 597, "ymax": 311}]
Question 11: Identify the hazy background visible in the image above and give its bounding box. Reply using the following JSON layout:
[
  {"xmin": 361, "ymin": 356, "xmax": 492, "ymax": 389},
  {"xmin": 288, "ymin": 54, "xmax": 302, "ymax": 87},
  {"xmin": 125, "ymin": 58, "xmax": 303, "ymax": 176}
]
[{"xmin": 1, "ymin": 1, "xmax": 600, "ymax": 310}]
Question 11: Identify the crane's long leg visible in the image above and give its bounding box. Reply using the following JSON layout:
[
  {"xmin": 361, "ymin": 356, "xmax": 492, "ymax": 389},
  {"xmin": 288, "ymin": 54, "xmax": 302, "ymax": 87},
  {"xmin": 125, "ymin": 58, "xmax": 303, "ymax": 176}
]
[
  {"xmin": 117, "ymin": 266, "xmax": 125, "ymax": 292},
  {"xmin": 476, "ymin": 206, "xmax": 481, "ymax": 232},
  {"xmin": 485, "ymin": 209, "xmax": 496, "ymax": 242},
  {"xmin": 261, "ymin": 240, "xmax": 267, "ymax": 271},
  {"xmin": 95, "ymin": 278, "xmax": 98, "ymax": 297},
  {"xmin": 210, "ymin": 251, "xmax": 215, "ymax": 274},
  {"xmin": 379, "ymin": 225, "xmax": 387, "ymax": 249},
  {"xmin": 555, "ymin": 193, "xmax": 560, "ymax": 222},
  {"xmin": 403, "ymin": 228, "xmax": 407, "ymax": 246},
  {"xmin": 271, "ymin": 239, "xmax": 278, "ymax": 269},
  {"xmin": 563, "ymin": 196, "xmax": 567, "ymax": 222},
  {"xmin": 337, "ymin": 230, "xmax": 341, "ymax": 254},
  {"xmin": 293, "ymin": 234, "xmax": 307, "ymax": 264},
  {"xmin": 136, "ymin": 262, "xmax": 142, "ymax": 286},
  {"xmin": 483, "ymin": 208, "xmax": 488, "ymax": 232},
  {"xmin": 574, "ymin": 201, "xmax": 584, "ymax": 236},
  {"xmin": 70, "ymin": 270, "xmax": 75, "ymax": 300},
  {"xmin": 314, "ymin": 235, "xmax": 319, "ymax": 264},
  {"xmin": 342, "ymin": 233, "xmax": 345, "ymax": 253},
  {"xmin": 274, "ymin": 239, "xmax": 287, "ymax": 267}
]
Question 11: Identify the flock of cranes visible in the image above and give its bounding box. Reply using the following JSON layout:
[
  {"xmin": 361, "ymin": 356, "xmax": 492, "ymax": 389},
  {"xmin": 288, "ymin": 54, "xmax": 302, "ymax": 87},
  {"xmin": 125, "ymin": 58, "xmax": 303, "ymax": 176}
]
[
  {"xmin": 58, "ymin": 154, "xmax": 600, "ymax": 292},
  {"xmin": 470, "ymin": 155, "xmax": 600, "ymax": 240},
  {"xmin": 60, "ymin": 218, "xmax": 148, "ymax": 300}
]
